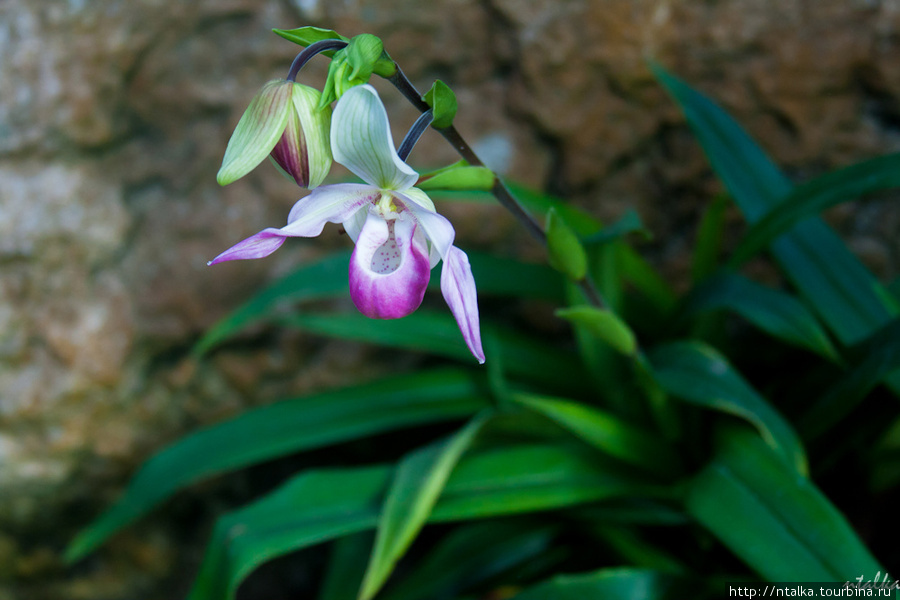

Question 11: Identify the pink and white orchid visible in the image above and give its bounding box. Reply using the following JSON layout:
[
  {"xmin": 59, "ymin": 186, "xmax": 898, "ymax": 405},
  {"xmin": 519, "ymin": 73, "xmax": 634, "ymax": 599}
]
[{"xmin": 209, "ymin": 84, "xmax": 484, "ymax": 363}]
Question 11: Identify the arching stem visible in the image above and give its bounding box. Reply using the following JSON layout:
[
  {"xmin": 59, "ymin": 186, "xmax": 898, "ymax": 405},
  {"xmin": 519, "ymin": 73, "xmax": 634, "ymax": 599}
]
[
  {"xmin": 397, "ymin": 110, "xmax": 434, "ymax": 162},
  {"xmin": 286, "ymin": 39, "xmax": 349, "ymax": 82}
]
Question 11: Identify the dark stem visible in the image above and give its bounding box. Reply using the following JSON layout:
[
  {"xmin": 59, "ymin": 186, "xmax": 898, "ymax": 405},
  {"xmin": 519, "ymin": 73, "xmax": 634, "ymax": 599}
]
[
  {"xmin": 286, "ymin": 39, "xmax": 349, "ymax": 82},
  {"xmin": 387, "ymin": 65, "xmax": 608, "ymax": 309},
  {"xmin": 388, "ymin": 68, "xmax": 546, "ymax": 243},
  {"xmin": 397, "ymin": 110, "xmax": 434, "ymax": 161}
]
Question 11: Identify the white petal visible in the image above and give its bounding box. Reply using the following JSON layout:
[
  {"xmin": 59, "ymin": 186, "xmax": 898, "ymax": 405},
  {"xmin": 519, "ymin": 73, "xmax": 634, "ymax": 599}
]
[
  {"xmin": 394, "ymin": 190, "xmax": 455, "ymax": 267},
  {"xmin": 400, "ymin": 187, "xmax": 437, "ymax": 212},
  {"xmin": 441, "ymin": 246, "xmax": 485, "ymax": 363},
  {"xmin": 342, "ymin": 206, "xmax": 369, "ymax": 244},
  {"xmin": 284, "ymin": 183, "xmax": 378, "ymax": 237},
  {"xmin": 331, "ymin": 84, "xmax": 418, "ymax": 191}
]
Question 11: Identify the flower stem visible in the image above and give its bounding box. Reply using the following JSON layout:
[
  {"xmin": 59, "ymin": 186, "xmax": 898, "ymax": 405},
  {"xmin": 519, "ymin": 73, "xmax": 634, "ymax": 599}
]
[
  {"xmin": 397, "ymin": 109, "xmax": 434, "ymax": 162},
  {"xmin": 387, "ymin": 67, "xmax": 546, "ymax": 244},
  {"xmin": 386, "ymin": 64, "xmax": 608, "ymax": 310},
  {"xmin": 286, "ymin": 39, "xmax": 349, "ymax": 82}
]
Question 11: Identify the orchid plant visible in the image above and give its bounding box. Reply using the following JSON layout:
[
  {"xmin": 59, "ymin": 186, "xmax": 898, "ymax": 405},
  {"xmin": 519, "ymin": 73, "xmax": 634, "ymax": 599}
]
[{"xmin": 66, "ymin": 24, "xmax": 900, "ymax": 600}]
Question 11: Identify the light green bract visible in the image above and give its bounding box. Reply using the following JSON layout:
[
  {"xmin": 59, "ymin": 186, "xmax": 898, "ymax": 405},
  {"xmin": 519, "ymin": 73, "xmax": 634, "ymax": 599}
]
[{"xmin": 217, "ymin": 79, "xmax": 332, "ymax": 188}]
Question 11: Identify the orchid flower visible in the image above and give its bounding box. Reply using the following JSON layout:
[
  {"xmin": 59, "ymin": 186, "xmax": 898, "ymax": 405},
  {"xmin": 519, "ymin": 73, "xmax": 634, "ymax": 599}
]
[{"xmin": 209, "ymin": 84, "xmax": 484, "ymax": 363}]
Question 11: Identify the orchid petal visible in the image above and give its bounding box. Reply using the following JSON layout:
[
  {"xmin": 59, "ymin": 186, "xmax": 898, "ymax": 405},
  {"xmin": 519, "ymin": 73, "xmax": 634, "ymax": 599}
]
[
  {"xmin": 399, "ymin": 186, "xmax": 437, "ymax": 212},
  {"xmin": 269, "ymin": 84, "xmax": 332, "ymax": 188},
  {"xmin": 291, "ymin": 83, "xmax": 333, "ymax": 188},
  {"xmin": 207, "ymin": 228, "xmax": 288, "ymax": 265},
  {"xmin": 210, "ymin": 183, "xmax": 375, "ymax": 265},
  {"xmin": 394, "ymin": 191, "xmax": 455, "ymax": 266},
  {"xmin": 217, "ymin": 80, "xmax": 292, "ymax": 186},
  {"xmin": 342, "ymin": 205, "xmax": 369, "ymax": 244},
  {"xmin": 270, "ymin": 107, "xmax": 308, "ymax": 187},
  {"xmin": 441, "ymin": 246, "xmax": 485, "ymax": 363},
  {"xmin": 331, "ymin": 84, "xmax": 418, "ymax": 191},
  {"xmin": 284, "ymin": 183, "xmax": 378, "ymax": 237},
  {"xmin": 349, "ymin": 210, "xmax": 431, "ymax": 319}
]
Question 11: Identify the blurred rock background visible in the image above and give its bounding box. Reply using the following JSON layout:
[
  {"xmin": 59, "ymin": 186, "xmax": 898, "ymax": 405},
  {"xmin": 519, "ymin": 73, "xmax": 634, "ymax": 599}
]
[{"xmin": 1, "ymin": 0, "xmax": 899, "ymax": 598}]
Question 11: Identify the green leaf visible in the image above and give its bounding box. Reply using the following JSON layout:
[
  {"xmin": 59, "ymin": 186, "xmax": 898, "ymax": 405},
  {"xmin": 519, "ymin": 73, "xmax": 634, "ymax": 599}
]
[
  {"xmin": 423, "ymin": 80, "xmax": 458, "ymax": 129},
  {"xmin": 194, "ymin": 251, "xmax": 352, "ymax": 356},
  {"xmin": 380, "ymin": 521, "xmax": 557, "ymax": 600},
  {"xmin": 511, "ymin": 393, "xmax": 679, "ymax": 476},
  {"xmin": 730, "ymin": 153, "xmax": 900, "ymax": 267},
  {"xmin": 651, "ymin": 62, "xmax": 898, "ymax": 346},
  {"xmin": 359, "ymin": 413, "xmax": 491, "ymax": 600},
  {"xmin": 507, "ymin": 181, "xmax": 601, "ymax": 237},
  {"xmin": 556, "ymin": 305, "xmax": 637, "ymax": 356},
  {"xmin": 189, "ymin": 465, "xmax": 390, "ymax": 600},
  {"xmin": 546, "ymin": 208, "xmax": 588, "ymax": 281},
  {"xmin": 649, "ymin": 341, "xmax": 807, "ymax": 475},
  {"xmin": 319, "ymin": 532, "xmax": 374, "ymax": 600},
  {"xmin": 617, "ymin": 249, "xmax": 679, "ymax": 318},
  {"xmin": 686, "ymin": 427, "xmax": 883, "ymax": 582},
  {"xmin": 512, "ymin": 568, "xmax": 694, "ymax": 600},
  {"xmin": 65, "ymin": 369, "xmax": 488, "ymax": 562},
  {"xmin": 431, "ymin": 444, "xmax": 652, "ymax": 520},
  {"xmin": 561, "ymin": 284, "xmax": 632, "ymax": 410},
  {"xmin": 464, "ymin": 253, "xmax": 565, "ymax": 302},
  {"xmin": 273, "ymin": 26, "xmax": 349, "ymax": 54},
  {"xmin": 417, "ymin": 165, "xmax": 495, "ymax": 192},
  {"xmin": 800, "ymin": 318, "xmax": 900, "ymax": 439},
  {"xmin": 187, "ymin": 443, "xmax": 650, "ymax": 599},
  {"xmin": 582, "ymin": 209, "xmax": 651, "ymax": 245},
  {"xmin": 682, "ymin": 273, "xmax": 838, "ymax": 360},
  {"xmin": 573, "ymin": 501, "xmax": 690, "ymax": 527},
  {"xmin": 274, "ymin": 310, "xmax": 589, "ymax": 391},
  {"xmin": 692, "ymin": 195, "xmax": 729, "ymax": 282},
  {"xmin": 590, "ymin": 526, "xmax": 687, "ymax": 574}
]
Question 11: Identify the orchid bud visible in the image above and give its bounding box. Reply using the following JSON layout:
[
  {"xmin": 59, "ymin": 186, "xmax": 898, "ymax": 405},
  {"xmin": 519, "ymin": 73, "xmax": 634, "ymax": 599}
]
[
  {"xmin": 217, "ymin": 80, "xmax": 332, "ymax": 188},
  {"xmin": 271, "ymin": 83, "xmax": 333, "ymax": 188}
]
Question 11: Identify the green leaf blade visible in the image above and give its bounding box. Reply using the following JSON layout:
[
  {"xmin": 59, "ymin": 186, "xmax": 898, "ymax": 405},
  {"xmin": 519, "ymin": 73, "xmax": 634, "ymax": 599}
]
[
  {"xmin": 512, "ymin": 567, "xmax": 692, "ymax": 600},
  {"xmin": 186, "ymin": 443, "xmax": 653, "ymax": 600},
  {"xmin": 359, "ymin": 413, "xmax": 490, "ymax": 600},
  {"xmin": 683, "ymin": 273, "xmax": 838, "ymax": 360},
  {"xmin": 686, "ymin": 428, "xmax": 883, "ymax": 582},
  {"xmin": 731, "ymin": 153, "xmax": 900, "ymax": 266},
  {"xmin": 649, "ymin": 341, "xmax": 808, "ymax": 475},
  {"xmin": 512, "ymin": 393, "xmax": 678, "ymax": 475},
  {"xmin": 65, "ymin": 369, "xmax": 488, "ymax": 562}
]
